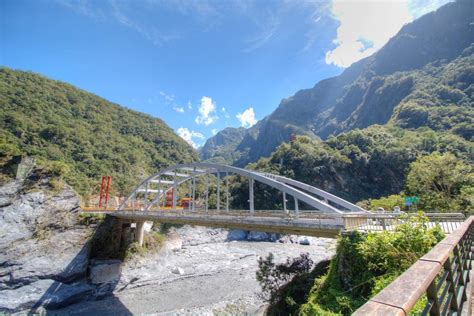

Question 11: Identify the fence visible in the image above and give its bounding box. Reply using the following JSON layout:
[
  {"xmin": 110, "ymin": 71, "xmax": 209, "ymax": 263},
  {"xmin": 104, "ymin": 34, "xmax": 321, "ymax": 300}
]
[
  {"xmin": 342, "ymin": 213, "xmax": 465, "ymax": 234},
  {"xmin": 354, "ymin": 216, "xmax": 474, "ymax": 315}
]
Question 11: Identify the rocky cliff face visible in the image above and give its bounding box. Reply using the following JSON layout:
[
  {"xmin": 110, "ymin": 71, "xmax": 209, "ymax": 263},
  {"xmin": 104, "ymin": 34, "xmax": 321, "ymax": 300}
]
[
  {"xmin": 0, "ymin": 174, "xmax": 99, "ymax": 312},
  {"xmin": 199, "ymin": 127, "xmax": 247, "ymax": 164}
]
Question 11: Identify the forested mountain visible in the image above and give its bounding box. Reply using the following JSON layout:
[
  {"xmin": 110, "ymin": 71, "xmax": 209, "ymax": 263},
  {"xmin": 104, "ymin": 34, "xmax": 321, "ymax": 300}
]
[
  {"xmin": 246, "ymin": 127, "xmax": 473, "ymax": 207},
  {"xmin": 0, "ymin": 68, "xmax": 198, "ymax": 197},
  {"xmin": 202, "ymin": 0, "xmax": 474, "ymax": 166}
]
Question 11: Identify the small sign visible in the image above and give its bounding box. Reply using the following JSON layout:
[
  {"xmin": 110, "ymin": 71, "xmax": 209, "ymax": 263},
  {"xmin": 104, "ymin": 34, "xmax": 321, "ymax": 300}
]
[{"xmin": 404, "ymin": 196, "xmax": 420, "ymax": 204}]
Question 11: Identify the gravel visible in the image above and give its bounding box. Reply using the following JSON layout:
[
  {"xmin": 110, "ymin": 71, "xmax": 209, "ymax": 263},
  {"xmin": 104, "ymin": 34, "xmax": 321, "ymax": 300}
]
[{"xmin": 51, "ymin": 226, "xmax": 336, "ymax": 315}]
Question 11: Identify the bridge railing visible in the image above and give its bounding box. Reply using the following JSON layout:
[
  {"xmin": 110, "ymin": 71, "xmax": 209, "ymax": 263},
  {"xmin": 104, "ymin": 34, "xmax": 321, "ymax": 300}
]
[
  {"xmin": 342, "ymin": 212, "xmax": 465, "ymax": 233},
  {"xmin": 354, "ymin": 216, "xmax": 474, "ymax": 315}
]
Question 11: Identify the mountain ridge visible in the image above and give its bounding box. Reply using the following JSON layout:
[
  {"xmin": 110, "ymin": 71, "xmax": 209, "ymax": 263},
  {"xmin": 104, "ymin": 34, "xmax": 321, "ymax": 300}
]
[
  {"xmin": 0, "ymin": 67, "xmax": 198, "ymax": 196},
  {"xmin": 201, "ymin": 0, "xmax": 474, "ymax": 166}
]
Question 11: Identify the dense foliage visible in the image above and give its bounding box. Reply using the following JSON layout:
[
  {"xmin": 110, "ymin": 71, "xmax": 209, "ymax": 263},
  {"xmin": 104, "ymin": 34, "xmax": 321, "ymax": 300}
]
[
  {"xmin": 246, "ymin": 126, "xmax": 473, "ymax": 208},
  {"xmin": 296, "ymin": 213, "xmax": 444, "ymax": 315},
  {"xmin": 406, "ymin": 152, "xmax": 473, "ymax": 212},
  {"xmin": 0, "ymin": 68, "xmax": 198, "ymax": 197},
  {"xmin": 360, "ymin": 152, "xmax": 474, "ymax": 213}
]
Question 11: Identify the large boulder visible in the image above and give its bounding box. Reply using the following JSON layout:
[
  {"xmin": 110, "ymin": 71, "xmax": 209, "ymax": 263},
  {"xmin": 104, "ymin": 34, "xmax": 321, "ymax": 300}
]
[
  {"xmin": 247, "ymin": 231, "xmax": 269, "ymax": 242},
  {"xmin": 227, "ymin": 230, "xmax": 248, "ymax": 241}
]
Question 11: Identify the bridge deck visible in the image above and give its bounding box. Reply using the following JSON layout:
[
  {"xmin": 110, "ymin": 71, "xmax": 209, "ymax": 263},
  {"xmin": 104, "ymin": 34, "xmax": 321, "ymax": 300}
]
[
  {"xmin": 82, "ymin": 208, "xmax": 465, "ymax": 237},
  {"xmin": 84, "ymin": 209, "xmax": 344, "ymax": 238}
]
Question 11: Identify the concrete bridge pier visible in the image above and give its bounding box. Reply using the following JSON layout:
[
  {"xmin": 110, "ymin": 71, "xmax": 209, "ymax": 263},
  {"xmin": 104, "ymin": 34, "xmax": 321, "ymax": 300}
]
[{"xmin": 135, "ymin": 220, "xmax": 146, "ymax": 247}]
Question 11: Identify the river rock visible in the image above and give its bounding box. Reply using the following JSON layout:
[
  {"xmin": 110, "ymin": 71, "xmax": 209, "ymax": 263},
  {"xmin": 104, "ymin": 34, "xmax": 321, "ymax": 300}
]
[
  {"xmin": 171, "ymin": 266, "xmax": 185, "ymax": 275},
  {"xmin": 227, "ymin": 230, "xmax": 248, "ymax": 241},
  {"xmin": 298, "ymin": 236, "xmax": 312, "ymax": 245},
  {"xmin": 89, "ymin": 260, "xmax": 122, "ymax": 284},
  {"xmin": 176, "ymin": 226, "xmax": 228, "ymax": 246},
  {"xmin": 164, "ymin": 231, "xmax": 183, "ymax": 251},
  {"xmin": 247, "ymin": 231, "xmax": 268, "ymax": 241}
]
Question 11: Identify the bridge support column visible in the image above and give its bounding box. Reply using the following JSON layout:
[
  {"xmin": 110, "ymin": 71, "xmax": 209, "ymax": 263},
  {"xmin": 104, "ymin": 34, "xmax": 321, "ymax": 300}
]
[
  {"xmin": 249, "ymin": 178, "xmax": 254, "ymax": 213},
  {"xmin": 135, "ymin": 220, "xmax": 146, "ymax": 247}
]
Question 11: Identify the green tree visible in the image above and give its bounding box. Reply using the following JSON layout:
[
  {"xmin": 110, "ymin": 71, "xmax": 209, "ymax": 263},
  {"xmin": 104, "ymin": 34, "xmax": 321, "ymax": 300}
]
[{"xmin": 406, "ymin": 152, "xmax": 473, "ymax": 212}]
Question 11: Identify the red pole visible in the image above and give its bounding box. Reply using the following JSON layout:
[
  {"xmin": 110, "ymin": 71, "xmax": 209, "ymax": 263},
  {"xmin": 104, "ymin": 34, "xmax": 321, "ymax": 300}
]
[
  {"xmin": 98, "ymin": 176, "xmax": 106, "ymax": 208},
  {"xmin": 104, "ymin": 176, "xmax": 111, "ymax": 208}
]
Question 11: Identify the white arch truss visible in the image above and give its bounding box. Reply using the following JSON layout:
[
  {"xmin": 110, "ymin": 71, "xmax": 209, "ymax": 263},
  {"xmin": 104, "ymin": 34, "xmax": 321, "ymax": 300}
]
[{"xmin": 119, "ymin": 162, "xmax": 369, "ymax": 216}]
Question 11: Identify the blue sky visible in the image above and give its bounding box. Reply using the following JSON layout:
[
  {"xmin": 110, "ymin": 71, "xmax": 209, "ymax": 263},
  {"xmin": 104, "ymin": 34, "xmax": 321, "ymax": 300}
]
[{"xmin": 1, "ymin": 0, "xmax": 450, "ymax": 148}]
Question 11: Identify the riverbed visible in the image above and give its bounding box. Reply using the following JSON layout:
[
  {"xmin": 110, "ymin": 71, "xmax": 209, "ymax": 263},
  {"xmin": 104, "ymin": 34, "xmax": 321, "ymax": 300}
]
[{"xmin": 50, "ymin": 226, "xmax": 336, "ymax": 315}]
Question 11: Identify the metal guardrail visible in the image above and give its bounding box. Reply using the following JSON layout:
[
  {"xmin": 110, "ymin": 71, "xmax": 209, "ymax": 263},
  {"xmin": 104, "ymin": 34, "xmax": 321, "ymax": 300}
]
[
  {"xmin": 354, "ymin": 216, "xmax": 474, "ymax": 315},
  {"xmin": 343, "ymin": 213, "xmax": 465, "ymax": 234}
]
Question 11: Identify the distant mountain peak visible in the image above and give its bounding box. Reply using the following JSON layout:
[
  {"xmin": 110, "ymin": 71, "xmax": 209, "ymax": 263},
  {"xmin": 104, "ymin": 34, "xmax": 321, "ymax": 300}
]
[{"xmin": 202, "ymin": 0, "xmax": 474, "ymax": 166}]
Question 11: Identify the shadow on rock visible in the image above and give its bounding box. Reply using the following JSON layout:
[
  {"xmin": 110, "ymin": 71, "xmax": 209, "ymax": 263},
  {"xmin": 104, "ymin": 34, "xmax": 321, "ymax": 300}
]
[{"xmin": 30, "ymin": 216, "xmax": 132, "ymax": 315}]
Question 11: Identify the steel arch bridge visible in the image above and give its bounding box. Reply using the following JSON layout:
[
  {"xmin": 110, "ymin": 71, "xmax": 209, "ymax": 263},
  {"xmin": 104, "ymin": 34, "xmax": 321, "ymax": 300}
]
[
  {"xmin": 119, "ymin": 162, "xmax": 368, "ymax": 215},
  {"xmin": 82, "ymin": 162, "xmax": 465, "ymax": 238}
]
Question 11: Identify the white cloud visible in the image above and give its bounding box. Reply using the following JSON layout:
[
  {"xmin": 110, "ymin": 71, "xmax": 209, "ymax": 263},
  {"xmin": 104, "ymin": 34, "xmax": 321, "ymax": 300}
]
[
  {"xmin": 236, "ymin": 107, "xmax": 257, "ymax": 128},
  {"xmin": 159, "ymin": 91, "xmax": 175, "ymax": 102},
  {"xmin": 326, "ymin": 0, "xmax": 413, "ymax": 68},
  {"xmin": 177, "ymin": 127, "xmax": 204, "ymax": 148},
  {"xmin": 195, "ymin": 96, "xmax": 218, "ymax": 126},
  {"xmin": 187, "ymin": 100, "xmax": 192, "ymax": 109},
  {"xmin": 325, "ymin": 0, "xmax": 451, "ymax": 68},
  {"xmin": 212, "ymin": 129, "xmax": 218, "ymax": 135},
  {"xmin": 173, "ymin": 106, "xmax": 185, "ymax": 113}
]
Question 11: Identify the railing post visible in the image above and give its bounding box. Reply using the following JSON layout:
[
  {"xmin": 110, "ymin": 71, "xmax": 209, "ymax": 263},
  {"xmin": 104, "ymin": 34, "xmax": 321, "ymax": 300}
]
[
  {"xmin": 283, "ymin": 192, "xmax": 288, "ymax": 216},
  {"xmin": 425, "ymin": 281, "xmax": 441, "ymax": 316},
  {"xmin": 447, "ymin": 255, "xmax": 462, "ymax": 313}
]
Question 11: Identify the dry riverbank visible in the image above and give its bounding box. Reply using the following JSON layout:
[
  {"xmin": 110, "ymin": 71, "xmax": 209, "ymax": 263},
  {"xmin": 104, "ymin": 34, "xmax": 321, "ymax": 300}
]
[{"xmin": 51, "ymin": 226, "xmax": 336, "ymax": 315}]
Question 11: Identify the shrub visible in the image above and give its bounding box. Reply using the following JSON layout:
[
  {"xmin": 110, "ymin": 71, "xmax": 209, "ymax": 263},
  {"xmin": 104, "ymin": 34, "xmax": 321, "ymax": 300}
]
[{"xmin": 300, "ymin": 212, "xmax": 444, "ymax": 315}]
